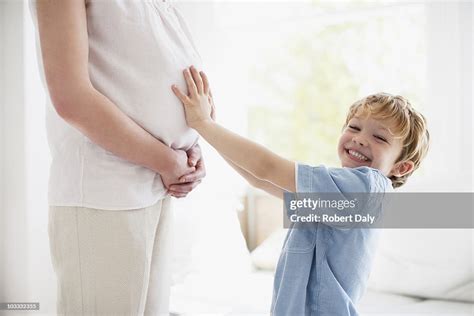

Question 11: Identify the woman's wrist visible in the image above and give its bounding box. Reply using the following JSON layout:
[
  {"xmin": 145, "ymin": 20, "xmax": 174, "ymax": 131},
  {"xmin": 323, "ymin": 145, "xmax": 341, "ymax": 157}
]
[{"xmin": 151, "ymin": 144, "xmax": 180, "ymax": 174}]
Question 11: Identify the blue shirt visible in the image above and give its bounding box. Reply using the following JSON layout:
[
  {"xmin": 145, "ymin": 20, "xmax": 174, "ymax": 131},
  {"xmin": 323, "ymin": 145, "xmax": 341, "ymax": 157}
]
[{"xmin": 271, "ymin": 163, "xmax": 392, "ymax": 316}]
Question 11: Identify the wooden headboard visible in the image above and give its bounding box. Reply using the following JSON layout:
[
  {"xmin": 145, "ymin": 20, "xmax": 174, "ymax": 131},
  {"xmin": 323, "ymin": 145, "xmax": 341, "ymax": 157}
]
[{"xmin": 238, "ymin": 188, "xmax": 283, "ymax": 251}]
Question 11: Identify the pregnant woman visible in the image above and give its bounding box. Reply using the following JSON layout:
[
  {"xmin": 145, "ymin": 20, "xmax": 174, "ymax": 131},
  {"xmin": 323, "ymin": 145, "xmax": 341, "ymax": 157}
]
[{"xmin": 28, "ymin": 0, "xmax": 204, "ymax": 314}]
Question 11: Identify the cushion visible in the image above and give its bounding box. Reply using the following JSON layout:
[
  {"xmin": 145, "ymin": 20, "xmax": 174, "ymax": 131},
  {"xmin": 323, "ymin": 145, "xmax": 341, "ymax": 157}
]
[
  {"xmin": 250, "ymin": 229, "xmax": 287, "ymax": 270},
  {"xmin": 368, "ymin": 229, "xmax": 474, "ymax": 303}
]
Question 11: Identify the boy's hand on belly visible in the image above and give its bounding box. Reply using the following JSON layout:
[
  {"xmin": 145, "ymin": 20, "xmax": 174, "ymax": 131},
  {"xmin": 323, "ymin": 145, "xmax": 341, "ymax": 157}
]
[{"xmin": 172, "ymin": 66, "xmax": 213, "ymax": 130}]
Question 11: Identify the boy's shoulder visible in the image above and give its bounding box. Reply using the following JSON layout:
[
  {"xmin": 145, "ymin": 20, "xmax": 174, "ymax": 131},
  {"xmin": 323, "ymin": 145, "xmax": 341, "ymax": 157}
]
[
  {"xmin": 351, "ymin": 166, "xmax": 393, "ymax": 192},
  {"xmin": 296, "ymin": 163, "xmax": 392, "ymax": 193}
]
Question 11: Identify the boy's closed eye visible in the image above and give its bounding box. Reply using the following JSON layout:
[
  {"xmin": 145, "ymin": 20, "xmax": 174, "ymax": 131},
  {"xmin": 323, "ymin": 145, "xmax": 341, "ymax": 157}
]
[
  {"xmin": 348, "ymin": 125, "xmax": 389, "ymax": 144},
  {"xmin": 348, "ymin": 125, "xmax": 360, "ymax": 131}
]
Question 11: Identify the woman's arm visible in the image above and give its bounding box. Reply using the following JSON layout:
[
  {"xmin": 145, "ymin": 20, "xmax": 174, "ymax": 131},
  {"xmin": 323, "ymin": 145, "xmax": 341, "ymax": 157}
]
[
  {"xmin": 172, "ymin": 67, "xmax": 296, "ymax": 192},
  {"xmin": 36, "ymin": 0, "xmax": 195, "ymax": 186}
]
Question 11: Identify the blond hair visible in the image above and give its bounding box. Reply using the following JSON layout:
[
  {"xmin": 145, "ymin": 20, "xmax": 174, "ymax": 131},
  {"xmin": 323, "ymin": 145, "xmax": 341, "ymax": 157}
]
[{"xmin": 344, "ymin": 92, "xmax": 430, "ymax": 188}]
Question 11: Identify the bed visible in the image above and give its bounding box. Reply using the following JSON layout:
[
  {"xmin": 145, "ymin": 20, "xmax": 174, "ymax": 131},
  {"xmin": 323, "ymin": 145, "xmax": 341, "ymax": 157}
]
[
  {"xmin": 169, "ymin": 192, "xmax": 473, "ymax": 315},
  {"xmin": 170, "ymin": 269, "xmax": 474, "ymax": 315}
]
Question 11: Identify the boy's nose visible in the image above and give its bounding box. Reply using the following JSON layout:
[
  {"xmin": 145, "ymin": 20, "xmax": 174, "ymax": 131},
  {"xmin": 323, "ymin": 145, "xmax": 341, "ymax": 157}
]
[{"xmin": 352, "ymin": 135, "xmax": 368, "ymax": 147}]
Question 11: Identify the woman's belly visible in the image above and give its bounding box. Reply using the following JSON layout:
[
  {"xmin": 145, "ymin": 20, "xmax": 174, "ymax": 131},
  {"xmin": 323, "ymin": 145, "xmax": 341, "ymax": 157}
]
[
  {"xmin": 86, "ymin": 1, "xmax": 202, "ymax": 150},
  {"xmin": 89, "ymin": 62, "xmax": 200, "ymax": 150}
]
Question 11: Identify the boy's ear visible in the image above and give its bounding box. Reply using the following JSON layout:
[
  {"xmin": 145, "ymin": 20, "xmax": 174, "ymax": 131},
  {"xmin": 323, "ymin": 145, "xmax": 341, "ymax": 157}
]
[{"xmin": 390, "ymin": 160, "xmax": 415, "ymax": 178}]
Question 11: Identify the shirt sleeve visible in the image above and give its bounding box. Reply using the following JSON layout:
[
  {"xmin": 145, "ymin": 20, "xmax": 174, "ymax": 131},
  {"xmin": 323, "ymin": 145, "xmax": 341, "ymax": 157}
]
[
  {"xmin": 294, "ymin": 161, "xmax": 299, "ymax": 190},
  {"xmin": 297, "ymin": 164, "xmax": 379, "ymax": 193},
  {"xmin": 294, "ymin": 164, "xmax": 390, "ymax": 229}
]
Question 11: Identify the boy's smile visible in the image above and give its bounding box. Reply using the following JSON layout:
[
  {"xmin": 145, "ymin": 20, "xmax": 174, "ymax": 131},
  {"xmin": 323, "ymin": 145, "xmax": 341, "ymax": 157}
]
[
  {"xmin": 345, "ymin": 148, "xmax": 372, "ymax": 163},
  {"xmin": 337, "ymin": 114, "xmax": 413, "ymax": 178}
]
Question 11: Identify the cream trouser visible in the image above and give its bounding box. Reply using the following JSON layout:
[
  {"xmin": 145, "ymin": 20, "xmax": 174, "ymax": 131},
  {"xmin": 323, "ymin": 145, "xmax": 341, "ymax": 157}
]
[{"xmin": 48, "ymin": 197, "xmax": 173, "ymax": 316}]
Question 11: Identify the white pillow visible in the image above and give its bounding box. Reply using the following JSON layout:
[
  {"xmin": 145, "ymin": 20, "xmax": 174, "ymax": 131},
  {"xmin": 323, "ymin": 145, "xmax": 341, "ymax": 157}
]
[
  {"xmin": 250, "ymin": 229, "xmax": 287, "ymax": 271},
  {"xmin": 251, "ymin": 228, "xmax": 474, "ymax": 303},
  {"xmin": 368, "ymin": 229, "xmax": 474, "ymax": 303},
  {"xmin": 251, "ymin": 227, "xmax": 474, "ymax": 303}
]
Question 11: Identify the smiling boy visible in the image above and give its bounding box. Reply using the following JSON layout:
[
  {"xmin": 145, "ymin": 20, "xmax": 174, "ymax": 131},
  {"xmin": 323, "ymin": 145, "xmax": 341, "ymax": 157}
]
[{"xmin": 171, "ymin": 66, "xmax": 430, "ymax": 315}]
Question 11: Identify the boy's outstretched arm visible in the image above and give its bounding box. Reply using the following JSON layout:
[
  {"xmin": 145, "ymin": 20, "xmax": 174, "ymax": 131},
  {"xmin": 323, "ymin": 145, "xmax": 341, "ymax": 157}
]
[
  {"xmin": 221, "ymin": 155, "xmax": 284, "ymax": 199},
  {"xmin": 172, "ymin": 66, "xmax": 296, "ymax": 193},
  {"xmin": 196, "ymin": 119, "xmax": 296, "ymax": 192}
]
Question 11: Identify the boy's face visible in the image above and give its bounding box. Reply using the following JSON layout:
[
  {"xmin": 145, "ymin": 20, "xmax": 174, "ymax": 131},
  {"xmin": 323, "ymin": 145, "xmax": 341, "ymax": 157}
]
[{"xmin": 337, "ymin": 112, "xmax": 413, "ymax": 178}]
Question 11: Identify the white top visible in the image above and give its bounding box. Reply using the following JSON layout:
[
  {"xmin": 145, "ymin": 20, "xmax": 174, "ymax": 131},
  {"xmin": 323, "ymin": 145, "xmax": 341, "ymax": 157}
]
[{"xmin": 28, "ymin": 0, "xmax": 202, "ymax": 210}]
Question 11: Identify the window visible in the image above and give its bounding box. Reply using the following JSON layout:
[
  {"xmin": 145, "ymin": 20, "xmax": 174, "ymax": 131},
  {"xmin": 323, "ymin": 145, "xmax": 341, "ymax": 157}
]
[{"xmin": 228, "ymin": 2, "xmax": 427, "ymax": 166}]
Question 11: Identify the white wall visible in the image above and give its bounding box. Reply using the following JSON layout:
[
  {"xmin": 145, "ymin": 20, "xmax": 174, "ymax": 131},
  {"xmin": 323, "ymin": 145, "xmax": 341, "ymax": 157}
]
[
  {"xmin": 398, "ymin": 0, "xmax": 473, "ymax": 192},
  {"xmin": 23, "ymin": 0, "xmax": 55, "ymax": 312},
  {"xmin": 0, "ymin": 2, "xmax": 4, "ymax": 298},
  {"xmin": 0, "ymin": 0, "xmax": 29, "ymax": 306},
  {"xmin": 0, "ymin": 1, "xmax": 4, "ymax": 303}
]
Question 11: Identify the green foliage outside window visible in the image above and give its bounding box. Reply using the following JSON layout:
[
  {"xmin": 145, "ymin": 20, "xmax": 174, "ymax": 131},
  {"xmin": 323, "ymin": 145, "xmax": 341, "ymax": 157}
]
[{"xmin": 248, "ymin": 4, "xmax": 425, "ymax": 167}]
